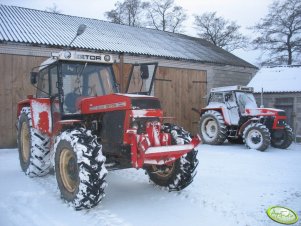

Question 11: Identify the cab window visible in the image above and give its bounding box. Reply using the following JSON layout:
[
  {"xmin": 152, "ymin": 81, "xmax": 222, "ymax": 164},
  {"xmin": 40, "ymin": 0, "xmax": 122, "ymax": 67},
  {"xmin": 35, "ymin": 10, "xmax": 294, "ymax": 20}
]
[{"xmin": 36, "ymin": 69, "xmax": 49, "ymax": 98}]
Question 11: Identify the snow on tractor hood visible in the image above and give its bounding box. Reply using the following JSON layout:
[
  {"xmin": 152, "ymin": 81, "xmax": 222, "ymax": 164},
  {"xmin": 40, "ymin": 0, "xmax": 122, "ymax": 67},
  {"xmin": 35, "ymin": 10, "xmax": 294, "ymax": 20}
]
[
  {"xmin": 244, "ymin": 108, "xmax": 286, "ymax": 116},
  {"xmin": 79, "ymin": 93, "xmax": 161, "ymax": 114}
]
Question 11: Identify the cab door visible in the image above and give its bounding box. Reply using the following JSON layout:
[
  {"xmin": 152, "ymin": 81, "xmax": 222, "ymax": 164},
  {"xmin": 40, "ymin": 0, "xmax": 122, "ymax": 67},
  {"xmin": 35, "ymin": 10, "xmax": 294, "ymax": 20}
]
[
  {"xmin": 49, "ymin": 65, "xmax": 61, "ymax": 132},
  {"xmin": 126, "ymin": 63, "xmax": 158, "ymax": 95},
  {"xmin": 224, "ymin": 92, "xmax": 240, "ymax": 125}
]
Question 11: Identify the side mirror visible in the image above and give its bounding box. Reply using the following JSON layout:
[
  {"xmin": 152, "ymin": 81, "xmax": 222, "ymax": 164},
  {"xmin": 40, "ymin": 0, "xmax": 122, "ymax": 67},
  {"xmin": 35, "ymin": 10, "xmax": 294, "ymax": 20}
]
[
  {"xmin": 140, "ymin": 65, "xmax": 149, "ymax": 79},
  {"xmin": 77, "ymin": 24, "xmax": 87, "ymax": 36},
  {"xmin": 30, "ymin": 72, "xmax": 38, "ymax": 85}
]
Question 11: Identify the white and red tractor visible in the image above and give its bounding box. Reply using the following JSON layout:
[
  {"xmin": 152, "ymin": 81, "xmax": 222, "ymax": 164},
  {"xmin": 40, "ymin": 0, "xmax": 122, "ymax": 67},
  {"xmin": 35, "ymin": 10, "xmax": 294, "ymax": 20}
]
[
  {"xmin": 197, "ymin": 85, "xmax": 293, "ymax": 151},
  {"xmin": 17, "ymin": 47, "xmax": 200, "ymax": 209}
]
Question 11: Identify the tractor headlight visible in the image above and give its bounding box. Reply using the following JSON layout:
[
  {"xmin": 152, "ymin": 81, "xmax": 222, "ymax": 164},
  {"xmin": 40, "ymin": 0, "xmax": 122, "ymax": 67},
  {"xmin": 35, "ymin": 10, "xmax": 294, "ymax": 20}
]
[
  {"xmin": 104, "ymin": 55, "xmax": 111, "ymax": 62},
  {"xmin": 64, "ymin": 51, "xmax": 71, "ymax": 59}
]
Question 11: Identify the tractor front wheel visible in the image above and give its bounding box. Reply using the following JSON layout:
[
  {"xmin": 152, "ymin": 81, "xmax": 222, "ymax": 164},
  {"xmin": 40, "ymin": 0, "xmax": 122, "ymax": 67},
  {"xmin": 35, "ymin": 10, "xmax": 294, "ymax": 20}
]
[
  {"xmin": 199, "ymin": 110, "xmax": 228, "ymax": 145},
  {"xmin": 17, "ymin": 107, "xmax": 51, "ymax": 177},
  {"xmin": 271, "ymin": 123, "xmax": 293, "ymax": 149},
  {"xmin": 145, "ymin": 124, "xmax": 198, "ymax": 191},
  {"xmin": 243, "ymin": 123, "xmax": 270, "ymax": 151},
  {"xmin": 54, "ymin": 128, "xmax": 107, "ymax": 210}
]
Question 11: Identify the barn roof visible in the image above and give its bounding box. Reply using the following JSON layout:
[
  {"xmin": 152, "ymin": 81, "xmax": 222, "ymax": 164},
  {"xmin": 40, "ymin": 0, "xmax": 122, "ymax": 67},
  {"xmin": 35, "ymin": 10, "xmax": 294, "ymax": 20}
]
[
  {"xmin": 248, "ymin": 65, "xmax": 301, "ymax": 93},
  {"xmin": 0, "ymin": 4, "xmax": 256, "ymax": 68}
]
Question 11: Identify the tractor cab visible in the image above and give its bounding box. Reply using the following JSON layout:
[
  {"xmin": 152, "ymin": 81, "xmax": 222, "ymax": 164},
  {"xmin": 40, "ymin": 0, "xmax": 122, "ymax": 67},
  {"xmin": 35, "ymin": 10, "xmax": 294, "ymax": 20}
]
[
  {"xmin": 207, "ymin": 86, "xmax": 257, "ymax": 125},
  {"xmin": 31, "ymin": 51, "xmax": 118, "ymax": 115}
]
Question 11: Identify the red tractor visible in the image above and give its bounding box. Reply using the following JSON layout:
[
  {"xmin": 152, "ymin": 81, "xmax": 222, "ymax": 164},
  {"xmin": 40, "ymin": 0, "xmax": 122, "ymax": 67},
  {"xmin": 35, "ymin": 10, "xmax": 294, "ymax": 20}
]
[
  {"xmin": 17, "ymin": 26, "xmax": 200, "ymax": 210},
  {"xmin": 198, "ymin": 86, "xmax": 293, "ymax": 151}
]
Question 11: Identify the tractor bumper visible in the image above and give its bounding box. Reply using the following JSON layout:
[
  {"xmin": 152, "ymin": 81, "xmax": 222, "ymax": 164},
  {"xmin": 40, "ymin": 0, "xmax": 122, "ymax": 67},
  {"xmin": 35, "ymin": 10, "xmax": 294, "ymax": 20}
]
[{"xmin": 129, "ymin": 133, "xmax": 201, "ymax": 168}]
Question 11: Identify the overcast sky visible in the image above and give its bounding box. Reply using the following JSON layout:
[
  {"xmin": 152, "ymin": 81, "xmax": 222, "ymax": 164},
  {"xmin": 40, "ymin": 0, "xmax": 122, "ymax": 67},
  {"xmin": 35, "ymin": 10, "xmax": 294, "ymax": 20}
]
[{"xmin": 0, "ymin": 0, "xmax": 275, "ymax": 65}]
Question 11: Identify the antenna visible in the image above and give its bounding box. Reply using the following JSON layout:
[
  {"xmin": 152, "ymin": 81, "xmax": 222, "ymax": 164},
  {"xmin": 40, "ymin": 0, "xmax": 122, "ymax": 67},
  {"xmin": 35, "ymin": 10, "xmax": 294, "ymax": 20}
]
[
  {"xmin": 260, "ymin": 87, "xmax": 264, "ymax": 108},
  {"xmin": 68, "ymin": 24, "xmax": 87, "ymax": 47}
]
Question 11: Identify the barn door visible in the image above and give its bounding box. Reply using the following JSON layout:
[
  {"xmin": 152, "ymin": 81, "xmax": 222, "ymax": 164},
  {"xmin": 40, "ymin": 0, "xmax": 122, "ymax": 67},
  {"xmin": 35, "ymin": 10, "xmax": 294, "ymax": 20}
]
[{"xmin": 155, "ymin": 67, "xmax": 207, "ymax": 135}]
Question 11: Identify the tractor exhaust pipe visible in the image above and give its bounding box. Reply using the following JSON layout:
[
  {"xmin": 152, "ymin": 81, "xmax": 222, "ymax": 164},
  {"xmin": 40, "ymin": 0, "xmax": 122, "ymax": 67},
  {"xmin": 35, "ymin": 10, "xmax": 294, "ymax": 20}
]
[{"xmin": 260, "ymin": 88, "xmax": 264, "ymax": 108}]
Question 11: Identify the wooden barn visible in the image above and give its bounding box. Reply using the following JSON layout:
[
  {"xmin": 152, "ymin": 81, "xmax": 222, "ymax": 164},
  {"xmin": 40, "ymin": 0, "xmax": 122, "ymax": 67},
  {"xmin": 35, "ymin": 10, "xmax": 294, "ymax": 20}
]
[{"xmin": 0, "ymin": 5, "xmax": 257, "ymax": 147}]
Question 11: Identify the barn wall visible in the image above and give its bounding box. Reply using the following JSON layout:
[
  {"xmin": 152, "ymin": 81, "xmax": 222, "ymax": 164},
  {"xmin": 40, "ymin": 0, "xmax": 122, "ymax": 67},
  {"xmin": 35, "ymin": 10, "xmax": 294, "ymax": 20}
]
[
  {"xmin": 254, "ymin": 92, "xmax": 301, "ymax": 142},
  {"xmin": 0, "ymin": 53, "xmax": 47, "ymax": 148}
]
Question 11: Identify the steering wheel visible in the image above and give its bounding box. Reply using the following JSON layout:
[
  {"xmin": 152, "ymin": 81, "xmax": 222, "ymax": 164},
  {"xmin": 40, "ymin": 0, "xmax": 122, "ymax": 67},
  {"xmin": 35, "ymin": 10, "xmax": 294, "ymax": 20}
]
[{"xmin": 73, "ymin": 86, "xmax": 93, "ymax": 96}]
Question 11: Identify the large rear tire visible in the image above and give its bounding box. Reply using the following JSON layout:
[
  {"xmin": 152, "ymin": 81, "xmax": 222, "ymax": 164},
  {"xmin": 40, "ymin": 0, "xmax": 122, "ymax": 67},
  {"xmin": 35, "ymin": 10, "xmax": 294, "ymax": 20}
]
[
  {"xmin": 271, "ymin": 123, "xmax": 293, "ymax": 149},
  {"xmin": 17, "ymin": 107, "xmax": 51, "ymax": 177},
  {"xmin": 199, "ymin": 110, "xmax": 227, "ymax": 145},
  {"xmin": 54, "ymin": 128, "xmax": 107, "ymax": 210},
  {"xmin": 145, "ymin": 124, "xmax": 198, "ymax": 191},
  {"xmin": 243, "ymin": 122, "xmax": 270, "ymax": 151}
]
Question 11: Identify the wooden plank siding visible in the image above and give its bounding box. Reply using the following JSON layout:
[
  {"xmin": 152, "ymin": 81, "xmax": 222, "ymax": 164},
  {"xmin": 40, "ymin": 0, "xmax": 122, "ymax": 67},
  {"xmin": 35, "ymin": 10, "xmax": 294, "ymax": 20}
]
[
  {"xmin": 0, "ymin": 54, "xmax": 206, "ymax": 147},
  {"xmin": 155, "ymin": 67, "xmax": 207, "ymax": 135},
  {"xmin": 0, "ymin": 54, "xmax": 47, "ymax": 148}
]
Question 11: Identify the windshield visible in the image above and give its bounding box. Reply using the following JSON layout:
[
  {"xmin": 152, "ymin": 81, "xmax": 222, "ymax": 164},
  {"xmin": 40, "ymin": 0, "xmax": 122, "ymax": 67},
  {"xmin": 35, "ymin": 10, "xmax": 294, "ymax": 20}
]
[
  {"xmin": 61, "ymin": 62, "xmax": 117, "ymax": 114},
  {"xmin": 236, "ymin": 92, "xmax": 258, "ymax": 113}
]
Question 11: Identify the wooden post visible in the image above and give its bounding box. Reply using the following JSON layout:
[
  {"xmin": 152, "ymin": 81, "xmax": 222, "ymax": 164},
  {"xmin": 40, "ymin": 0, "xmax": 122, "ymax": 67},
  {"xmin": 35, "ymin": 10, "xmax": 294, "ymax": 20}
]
[{"xmin": 119, "ymin": 53, "xmax": 124, "ymax": 92}]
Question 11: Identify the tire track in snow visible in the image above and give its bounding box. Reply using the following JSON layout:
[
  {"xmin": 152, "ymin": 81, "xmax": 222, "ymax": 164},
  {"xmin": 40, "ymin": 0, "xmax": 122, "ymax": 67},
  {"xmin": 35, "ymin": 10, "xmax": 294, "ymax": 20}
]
[{"xmin": 32, "ymin": 173, "xmax": 132, "ymax": 226}]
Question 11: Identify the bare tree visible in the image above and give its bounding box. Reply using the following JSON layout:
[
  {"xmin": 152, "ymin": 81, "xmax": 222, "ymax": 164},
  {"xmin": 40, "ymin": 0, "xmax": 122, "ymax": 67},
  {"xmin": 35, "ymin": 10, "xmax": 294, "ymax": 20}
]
[
  {"xmin": 194, "ymin": 12, "xmax": 248, "ymax": 52},
  {"xmin": 46, "ymin": 3, "xmax": 62, "ymax": 13},
  {"xmin": 105, "ymin": 0, "xmax": 145, "ymax": 26},
  {"xmin": 144, "ymin": 0, "xmax": 187, "ymax": 33},
  {"xmin": 251, "ymin": 0, "xmax": 301, "ymax": 65}
]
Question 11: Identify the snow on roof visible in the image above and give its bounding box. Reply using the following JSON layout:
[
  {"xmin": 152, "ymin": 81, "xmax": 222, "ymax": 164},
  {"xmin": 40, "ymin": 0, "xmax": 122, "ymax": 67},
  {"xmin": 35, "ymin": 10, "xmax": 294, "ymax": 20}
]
[{"xmin": 248, "ymin": 65, "xmax": 301, "ymax": 93}]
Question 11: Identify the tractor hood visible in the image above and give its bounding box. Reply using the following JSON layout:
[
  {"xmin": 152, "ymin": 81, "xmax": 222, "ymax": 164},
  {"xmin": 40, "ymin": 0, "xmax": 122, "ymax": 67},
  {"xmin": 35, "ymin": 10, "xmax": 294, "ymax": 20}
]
[
  {"xmin": 244, "ymin": 108, "xmax": 286, "ymax": 117},
  {"xmin": 79, "ymin": 93, "xmax": 161, "ymax": 114}
]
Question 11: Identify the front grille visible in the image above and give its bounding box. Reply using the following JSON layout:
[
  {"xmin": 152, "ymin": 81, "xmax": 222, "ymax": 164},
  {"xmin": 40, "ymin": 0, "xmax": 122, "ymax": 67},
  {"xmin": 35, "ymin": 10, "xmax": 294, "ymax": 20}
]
[
  {"xmin": 277, "ymin": 120, "xmax": 286, "ymax": 126},
  {"xmin": 132, "ymin": 117, "xmax": 159, "ymax": 134}
]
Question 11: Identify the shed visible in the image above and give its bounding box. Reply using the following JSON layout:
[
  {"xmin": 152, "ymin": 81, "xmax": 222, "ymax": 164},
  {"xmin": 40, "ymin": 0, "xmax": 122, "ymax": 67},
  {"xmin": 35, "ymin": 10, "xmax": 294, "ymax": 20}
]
[
  {"xmin": 248, "ymin": 65, "xmax": 301, "ymax": 142},
  {"xmin": 0, "ymin": 4, "xmax": 257, "ymax": 147}
]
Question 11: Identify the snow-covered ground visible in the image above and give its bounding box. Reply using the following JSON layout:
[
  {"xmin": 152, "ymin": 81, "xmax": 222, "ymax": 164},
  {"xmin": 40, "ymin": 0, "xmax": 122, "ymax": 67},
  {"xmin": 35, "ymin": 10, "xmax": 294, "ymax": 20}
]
[{"xmin": 0, "ymin": 143, "xmax": 300, "ymax": 226}]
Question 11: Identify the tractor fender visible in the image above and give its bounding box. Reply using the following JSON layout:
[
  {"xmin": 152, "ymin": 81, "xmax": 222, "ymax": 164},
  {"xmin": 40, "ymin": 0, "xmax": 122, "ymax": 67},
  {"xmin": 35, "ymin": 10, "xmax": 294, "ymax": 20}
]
[
  {"xmin": 200, "ymin": 107, "xmax": 230, "ymax": 125},
  {"xmin": 18, "ymin": 98, "xmax": 52, "ymax": 135},
  {"xmin": 238, "ymin": 117, "xmax": 260, "ymax": 136},
  {"xmin": 17, "ymin": 99, "xmax": 31, "ymax": 117}
]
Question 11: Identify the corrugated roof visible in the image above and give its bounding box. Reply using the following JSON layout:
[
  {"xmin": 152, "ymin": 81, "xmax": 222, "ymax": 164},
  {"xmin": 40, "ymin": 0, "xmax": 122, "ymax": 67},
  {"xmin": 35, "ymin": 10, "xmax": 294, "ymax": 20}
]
[
  {"xmin": 248, "ymin": 65, "xmax": 301, "ymax": 93},
  {"xmin": 0, "ymin": 4, "xmax": 256, "ymax": 68}
]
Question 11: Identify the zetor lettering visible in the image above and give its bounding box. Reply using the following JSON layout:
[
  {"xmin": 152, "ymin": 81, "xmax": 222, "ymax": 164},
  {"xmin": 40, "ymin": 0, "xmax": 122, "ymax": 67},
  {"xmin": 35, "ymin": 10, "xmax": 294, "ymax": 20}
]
[{"xmin": 77, "ymin": 54, "xmax": 101, "ymax": 61}]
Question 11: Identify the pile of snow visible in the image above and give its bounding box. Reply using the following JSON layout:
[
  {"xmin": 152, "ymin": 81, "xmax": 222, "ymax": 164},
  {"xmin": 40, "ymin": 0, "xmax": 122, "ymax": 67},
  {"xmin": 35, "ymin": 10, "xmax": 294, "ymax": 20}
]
[
  {"xmin": 0, "ymin": 143, "xmax": 300, "ymax": 226},
  {"xmin": 248, "ymin": 66, "xmax": 301, "ymax": 93}
]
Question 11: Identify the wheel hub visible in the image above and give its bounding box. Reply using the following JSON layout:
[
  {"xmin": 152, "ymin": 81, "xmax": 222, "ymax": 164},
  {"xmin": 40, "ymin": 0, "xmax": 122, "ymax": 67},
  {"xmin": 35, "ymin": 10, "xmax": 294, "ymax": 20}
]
[
  {"xmin": 60, "ymin": 148, "xmax": 78, "ymax": 193},
  {"xmin": 246, "ymin": 129, "xmax": 263, "ymax": 149},
  {"xmin": 205, "ymin": 120, "xmax": 217, "ymax": 138},
  {"xmin": 21, "ymin": 122, "xmax": 30, "ymax": 162},
  {"xmin": 151, "ymin": 163, "xmax": 175, "ymax": 178}
]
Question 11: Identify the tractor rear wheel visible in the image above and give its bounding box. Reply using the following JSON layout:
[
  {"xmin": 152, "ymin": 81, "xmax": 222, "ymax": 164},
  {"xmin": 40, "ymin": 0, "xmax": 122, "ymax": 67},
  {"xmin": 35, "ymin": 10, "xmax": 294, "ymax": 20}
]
[
  {"xmin": 199, "ymin": 110, "xmax": 227, "ymax": 145},
  {"xmin": 17, "ymin": 107, "xmax": 51, "ymax": 177},
  {"xmin": 54, "ymin": 127, "xmax": 107, "ymax": 210},
  {"xmin": 271, "ymin": 123, "xmax": 293, "ymax": 149},
  {"xmin": 243, "ymin": 123, "xmax": 270, "ymax": 151},
  {"xmin": 145, "ymin": 124, "xmax": 198, "ymax": 191}
]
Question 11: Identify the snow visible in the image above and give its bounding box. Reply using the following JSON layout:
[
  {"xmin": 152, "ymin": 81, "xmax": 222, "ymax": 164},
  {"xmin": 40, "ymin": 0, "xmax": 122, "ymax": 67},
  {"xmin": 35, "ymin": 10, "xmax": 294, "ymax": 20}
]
[
  {"xmin": 1, "ymin": 143, "xmax": 301, "ymax": 226},
  {"xmin": 117, "ymin": 93, "xmax": 155, "ymax": 98},
  {"xmin": 248, "ymin": 66, "xmax": 301, "ymax": 93},
  {"xmin": 31, "ymin": 100, "xmax": 52, "ymax": 131}
]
